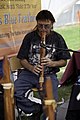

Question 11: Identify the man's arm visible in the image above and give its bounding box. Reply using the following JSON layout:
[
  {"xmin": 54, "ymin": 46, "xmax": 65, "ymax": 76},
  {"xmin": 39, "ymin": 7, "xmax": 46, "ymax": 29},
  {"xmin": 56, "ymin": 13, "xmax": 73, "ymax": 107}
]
[
  {"xmin": 20, "ymin": 59, "xmax": 43, "ymax": 75},
  {"xmin": 41, "ymin": 57, "xmax": 67, "ymax": 67},
  {"xmin": 20, "ymin": 57, "xmax": 67, "ymax": 75}
]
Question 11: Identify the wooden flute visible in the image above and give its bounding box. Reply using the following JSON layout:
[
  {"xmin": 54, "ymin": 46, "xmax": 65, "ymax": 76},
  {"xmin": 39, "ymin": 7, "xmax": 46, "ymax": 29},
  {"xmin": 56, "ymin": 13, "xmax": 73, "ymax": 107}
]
[{"xmin": 39, "ymin": 32, "xmax": 57, "ymax": 120}]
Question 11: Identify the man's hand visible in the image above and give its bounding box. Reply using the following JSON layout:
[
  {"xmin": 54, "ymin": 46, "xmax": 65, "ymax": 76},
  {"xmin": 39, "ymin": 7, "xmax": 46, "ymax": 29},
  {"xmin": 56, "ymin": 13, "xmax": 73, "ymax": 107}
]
[
  {"xmin": 41, "ymin": 57, "xmax": 53, "ymax": 67},
  {"xmin": 41, "ymin": 56, "xmax": 67, "ymax": 67},
  {"xmin": 33, "ymin": 64, "xmax": 43, "ymax": 75}
]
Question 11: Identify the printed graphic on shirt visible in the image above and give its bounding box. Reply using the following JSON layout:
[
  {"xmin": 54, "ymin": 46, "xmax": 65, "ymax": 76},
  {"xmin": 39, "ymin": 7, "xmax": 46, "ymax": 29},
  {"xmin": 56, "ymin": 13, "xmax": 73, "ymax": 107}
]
[{"xmin": 28, "ymin": 43, "xmax": 56, "ymax": 74}]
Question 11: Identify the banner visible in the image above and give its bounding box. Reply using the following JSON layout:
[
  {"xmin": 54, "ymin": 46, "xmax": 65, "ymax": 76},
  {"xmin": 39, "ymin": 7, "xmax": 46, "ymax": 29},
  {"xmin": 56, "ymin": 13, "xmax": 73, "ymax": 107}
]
[{"xmin": 0, "ymin": 0, "xmax": 41, "ymax": 59}]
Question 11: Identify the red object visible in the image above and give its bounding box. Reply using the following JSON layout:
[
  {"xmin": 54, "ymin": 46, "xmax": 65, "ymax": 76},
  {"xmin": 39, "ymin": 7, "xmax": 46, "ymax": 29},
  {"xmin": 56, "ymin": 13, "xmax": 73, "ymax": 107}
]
[{"xmin": 60, "ymin": 52, "xmax": 80, "ymax": 85}]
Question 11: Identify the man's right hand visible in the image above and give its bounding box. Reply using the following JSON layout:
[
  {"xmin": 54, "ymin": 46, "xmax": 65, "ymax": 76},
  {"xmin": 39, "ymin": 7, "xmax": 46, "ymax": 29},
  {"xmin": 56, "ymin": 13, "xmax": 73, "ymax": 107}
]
[{"xmin": 33, "ymin": 64, "xmax": 43, "ymax": 75}]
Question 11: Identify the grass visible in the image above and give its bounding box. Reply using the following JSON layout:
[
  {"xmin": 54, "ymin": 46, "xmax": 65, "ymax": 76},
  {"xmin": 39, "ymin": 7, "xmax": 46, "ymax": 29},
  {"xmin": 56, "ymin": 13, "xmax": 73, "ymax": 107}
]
[
  {"xmin": 55, "ymin": 24, "xmax": 80, "ymax": 101},
  {"xmin": 55, "ymin": 24, "xmax": 80, "ymax": 50}
]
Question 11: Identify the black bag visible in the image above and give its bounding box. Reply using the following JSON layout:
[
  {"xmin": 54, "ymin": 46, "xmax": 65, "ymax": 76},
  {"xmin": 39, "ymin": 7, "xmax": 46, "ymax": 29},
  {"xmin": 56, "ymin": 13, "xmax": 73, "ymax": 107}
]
[
  {"xmin": 66, "ymin": 84, "xmax": 80, "ymax": 120},
  {"xmin": 68, "ymin": 84, "xmax": 80, "ymax": 110},
  {"xmin": 0, "ymin": 84, "xmax": 4, "ymax": 120}
]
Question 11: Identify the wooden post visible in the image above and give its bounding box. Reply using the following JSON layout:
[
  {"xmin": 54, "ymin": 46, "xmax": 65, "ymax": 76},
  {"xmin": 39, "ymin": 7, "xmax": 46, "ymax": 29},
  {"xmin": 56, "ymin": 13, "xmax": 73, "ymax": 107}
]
[
  {"xmin": 45, "ymin": 77, "xmax": 57, "ymax": 120},
  {"xmin": 0, "ymin": 56, "xmax": 15, "ymax": 120}
]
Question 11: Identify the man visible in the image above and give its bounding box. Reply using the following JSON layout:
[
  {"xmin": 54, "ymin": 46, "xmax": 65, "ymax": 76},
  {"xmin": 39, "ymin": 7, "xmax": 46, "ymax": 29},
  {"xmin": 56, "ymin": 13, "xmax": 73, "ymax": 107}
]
[{"xmin": 14, "ymin": 10, "xmax": 71, "ymax": 120}]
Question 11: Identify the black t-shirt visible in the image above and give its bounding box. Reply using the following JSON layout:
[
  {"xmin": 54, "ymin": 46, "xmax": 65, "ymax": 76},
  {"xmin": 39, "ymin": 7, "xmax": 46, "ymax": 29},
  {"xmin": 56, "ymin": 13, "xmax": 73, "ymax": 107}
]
[{"xmin": 17, "ymin": 30, "xmax": 71, "ymax": 74}]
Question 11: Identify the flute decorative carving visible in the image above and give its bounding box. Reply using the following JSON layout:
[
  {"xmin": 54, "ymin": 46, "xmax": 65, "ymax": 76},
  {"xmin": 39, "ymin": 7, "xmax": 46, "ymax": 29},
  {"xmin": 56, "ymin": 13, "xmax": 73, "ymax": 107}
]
[{"xmin": 39, "ymin": 32, "xmax": 46, "ymax": 90}]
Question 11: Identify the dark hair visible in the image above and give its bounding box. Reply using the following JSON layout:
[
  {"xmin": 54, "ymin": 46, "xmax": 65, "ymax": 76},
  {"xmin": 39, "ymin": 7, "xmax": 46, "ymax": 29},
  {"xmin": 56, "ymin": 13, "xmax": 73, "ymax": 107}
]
[{"xmin": 36, "ymin": 10, "xmax": 55, "ymax": 23}]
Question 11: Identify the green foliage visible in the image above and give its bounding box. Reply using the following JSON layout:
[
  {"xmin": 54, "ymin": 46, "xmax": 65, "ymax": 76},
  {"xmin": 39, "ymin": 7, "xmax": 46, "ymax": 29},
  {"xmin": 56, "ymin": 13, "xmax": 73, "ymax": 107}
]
[
  {"xmin": 55, "ymin": 24, "xmax": 80, "ymax": 50},
  {"xmin": 55, "ymin": 24, "xmax": 80, "ymax": 101},
  {"xmin": 58, "ymin": 85, "xmax": 72, "ymax": 102}
]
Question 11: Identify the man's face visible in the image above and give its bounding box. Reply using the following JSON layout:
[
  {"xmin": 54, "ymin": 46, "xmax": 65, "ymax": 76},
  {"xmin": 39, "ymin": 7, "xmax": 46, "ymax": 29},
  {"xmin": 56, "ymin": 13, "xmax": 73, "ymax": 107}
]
[{"xmin": 37, "ymin": 20, "xmax": 53, "ymax": 35}]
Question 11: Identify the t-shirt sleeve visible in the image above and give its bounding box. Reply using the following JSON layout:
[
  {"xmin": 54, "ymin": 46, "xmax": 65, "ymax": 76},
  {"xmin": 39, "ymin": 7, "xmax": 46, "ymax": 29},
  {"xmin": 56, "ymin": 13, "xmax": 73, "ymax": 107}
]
[
  {"xmin": 55, "ymin": 34, "xmax": 71, "ymax": 60},
  {"xmin": 17, "ymin": 35, "xmax": 30, "ymax": 60}
]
